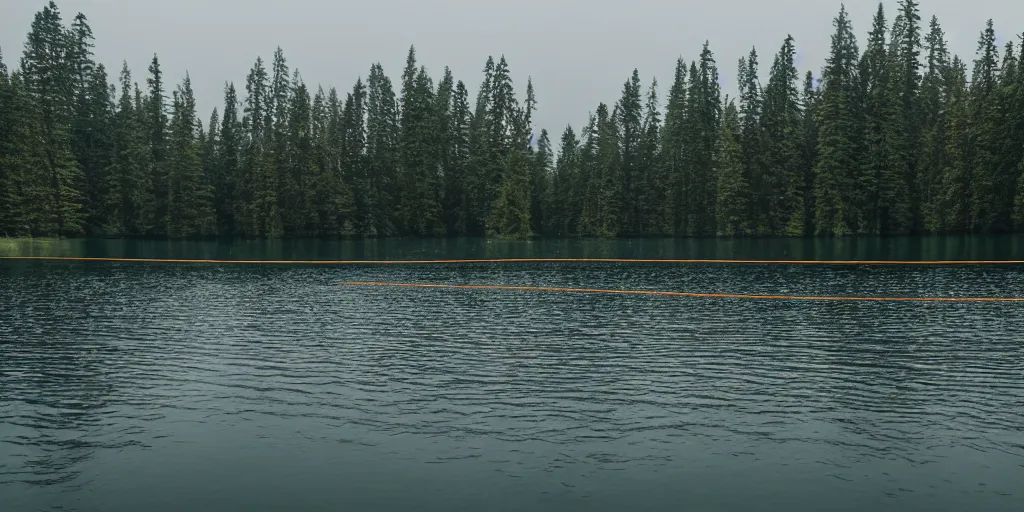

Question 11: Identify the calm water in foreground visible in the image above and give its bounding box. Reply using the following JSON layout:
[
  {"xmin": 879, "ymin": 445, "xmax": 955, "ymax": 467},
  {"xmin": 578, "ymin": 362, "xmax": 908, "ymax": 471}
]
[{"xmin": 1, "ymin": 237, "xmax": 1023, "ymax": 511}]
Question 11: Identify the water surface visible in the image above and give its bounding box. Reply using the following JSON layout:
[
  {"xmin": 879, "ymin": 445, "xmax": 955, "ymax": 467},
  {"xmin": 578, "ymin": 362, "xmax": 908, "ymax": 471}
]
[{"xmin": 1, "ymin": 238, "xmax": 1023, "ymax": 511}]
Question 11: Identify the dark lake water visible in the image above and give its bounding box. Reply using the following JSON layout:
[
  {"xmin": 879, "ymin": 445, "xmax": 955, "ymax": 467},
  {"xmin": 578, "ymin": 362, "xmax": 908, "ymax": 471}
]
[{"xmin": 1, "ymin": 237, "xmax": 1023, "ymax": 511}]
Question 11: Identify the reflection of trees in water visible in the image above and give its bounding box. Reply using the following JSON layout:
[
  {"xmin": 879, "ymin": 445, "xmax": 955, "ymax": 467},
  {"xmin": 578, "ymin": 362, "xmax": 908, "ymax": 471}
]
[
  {"xmin": 3, "ymin": 235, "xmax": 1023, "ymax": 262},
  {"xmin": 0, "ymin": 266, "xmax": 125, "ymax": 489}
]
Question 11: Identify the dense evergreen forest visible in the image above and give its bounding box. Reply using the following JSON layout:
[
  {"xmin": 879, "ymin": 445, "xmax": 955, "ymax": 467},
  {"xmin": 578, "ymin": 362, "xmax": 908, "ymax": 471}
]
[{"xmin": 1, "ymin": 1, "xmax": 1023, "ymax": 239}]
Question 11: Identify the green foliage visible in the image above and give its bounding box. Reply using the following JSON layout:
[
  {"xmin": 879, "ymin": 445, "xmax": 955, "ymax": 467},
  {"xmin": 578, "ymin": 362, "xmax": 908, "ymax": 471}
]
[
  {"xmin": 813, "ymin": 5, "xmax": 861, "ymax": 236},
  {"xmin": 736, "ymin": 48, "xmax": 762, "ymax": 234},
  {"xmin": 165, "ymin": 74, "xmax": 214, "ymax": 237},
  {"xmin": 104, "ymin": 63, "xmax": 152, "ymax": 235},
  {"xmin": 3, "ymin": 1, "xmax": 1024, "ymax": 240},
  {"xmin": 715, "ymin": 99, "xmax": 749, "ymax": 235},
  {"xmin": 761, "ymin": 35, "xmax": 805, "ymax": 235}
]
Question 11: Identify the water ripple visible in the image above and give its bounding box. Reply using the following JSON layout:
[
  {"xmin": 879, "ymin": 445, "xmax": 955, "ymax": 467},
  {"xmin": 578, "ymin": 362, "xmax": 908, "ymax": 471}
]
[{"xmin": 1, "ymin": 262, "xmax": 1022, "ymax": 511}]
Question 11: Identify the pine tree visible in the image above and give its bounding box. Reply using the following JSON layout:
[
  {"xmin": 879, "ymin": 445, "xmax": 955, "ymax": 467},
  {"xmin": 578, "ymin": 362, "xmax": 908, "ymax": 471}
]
[
  {"xmin": 0, "ymin": 69, "xmax": 43, "ymax": 236},
  {"xmin": 105, "ymin": 62, "xmax": 152, "ymax": 235},
  {"xmin": 489, "ymin": 73, "xmax": 534, "ymax": 239},
  {"xmin": 165, "ymin": 73, "xmax": 214, "ymax": 237},
  {"xmin": 0, "ymin": 52, "xmax": 21, "ymax": 234},
  {"xmin": 661, "ymin": 59, "xmax": 688, "ymax": 234},
  {"xmin": 715, "ymin": 98, "xmax": 748, "ymax": 235},
  {"xmin": 860, "ymin": 4, "xmax": 912, "ymax": 234},
  {"xmin": 638, "ymin": 77, "xmax": 665, "ymax": 235},
  {"xmin": 434, "ymin": 67, "xmax": 456, "ymax": 234},
  {"xmin": 1013, "ymin": 42, "xmax": 1024, "ymax": 230},
  {"xmin": 443, "ymin": 80, "xmax": 472, "ymax": 235},
  {"xmin": 68, "ymin": 12, "xmax": 112, "ymax": 233},
  {"xmin": 578, "ymin": 103, "xmax": 621, "ymax": 237},
  {"xmin": 397, "ymin": 54, "xmax": 442, "ymax": 236},
  {"xmin": 761, "ymin": 36, "xmax": 805, "ymax": 235},
  {"xmin": 938, "ymin": 57, "xmax": 971, "ymax": 231},
  {"xmin": 280, "ymin": 71, "xmax": 315, "ymax": 235},
  {"xmin": 616, "ymin": 69, "xmax": 643, "ymax": 235},
  {"xmin": 895, "ymin": 0, "xmax": 923, "ymax": 229},
  {"xmin": 483, "ymin": 55, "xmax": 523, "ymax": 236},
  {"xmin": 333, "ymin": 82, "xmax": 361, "ymax": 235},
  {"xmin": 990, "ymin": 40, "xmax": 1022, "ymax": 232},
  {"xmin": 465, "ymin": 56, "xmax": 495, "ymax": 235},
  {"xmin": 548, "ymin": 125, "xmax": 580, "ymax": 236},
  {"xmin": 256, "ymin": 47, "xmax": 288, "ymax": 237},
  {"xmin": 684, "ymin": 43, "xmax": 722, "ymax": 236},
  {"xmin": 968, "ymin": 20, "xmax": 1002, "ymax": 231},
  {"xmin": 216, "ymin": 82, "xmax": 241, "ymax": 234},
  {"xmin": 814, "ymin": 5, "xmax": 861, "ymax": 236},
  {"xmin": 919, "ymin": 16, "xmax": 950, "ymax": 232},
  {"xmin": 801, "ymin": 71, "xmax": 821, "ymax": 235},
  {"xmin": 530, "ymin": 127, "xmax": 552, "ymax": 235},
  {"xmin": 200, "ymin": 106, "xmax": 220, "ymax": 228},
  {"xmin": 309, "ymin": 86, "xmax": 331, "ymax": 235},
  {"xmin": 20, "ymin": 1, "xmax": 86, "ymax": 236},
  {"xmin": 144, "ymin": 54, "xmax": 169, "ymax": 235},
  {"xmin": 237, "ymin": 57, "xmax": 268, "ymax": 236},
  {"xmin": 364, "ymin": 63, "xmax": 400, "ymax": 236},
  {"xmin": 736, "ymin": 48, "xmax": 762, "ymax": 234}
]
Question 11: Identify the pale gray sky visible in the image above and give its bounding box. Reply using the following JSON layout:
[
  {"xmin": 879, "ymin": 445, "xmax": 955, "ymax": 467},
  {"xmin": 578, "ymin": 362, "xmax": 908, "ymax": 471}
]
[{"xmin": 2, "ymin": 0, "xmax": 1020, "ymax": 135}]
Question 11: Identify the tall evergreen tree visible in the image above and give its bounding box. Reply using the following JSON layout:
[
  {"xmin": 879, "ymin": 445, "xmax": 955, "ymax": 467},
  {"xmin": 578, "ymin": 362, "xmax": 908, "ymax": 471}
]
[
  {"xmin": 661, "ymin": 59, "xmax": 688, "ymax": 234},
  {"xmin": 715, "ymin": 98, "xmax": 749, "ymax": 235},
  {"xmin": 761, "ymin": 35, "xmax": 805, "ymax": 235},
  {"xmin": 578, "ymin": 103, "xmax": 621, "ymax": 237},
  {"xmin": 364, "ymin": 63, "xmax": 400, "ymax": 236},
  {"xmin": 638, "ymin": 77, "xmax": 664, "ymax": 235},
  {"xmin": 919, "ymin": 16, "xmax": 951, "ymax": 232},
  {"xmin": 217, "ymin": 82, "xmax": 241, "ymax": 234},
  {"xmin": 814, "ymin": 5, "xmax": 862, "ymax": 235},
  {"xmin": 443, "ymin": 80, "xmax": 472, "ymax": 235},
  {"xmin": 105, "ymin": 63, "xmax": 152, "ymax": 235},
  {"xmin": 397, "ymin": 52, "xmax": 442, "ymax": 236},
  {"xmin": 280, "ymin": 72, "xmax": 315, "ymax": 235},
  {"xmin": 20, "ymin": 1, "xmax": 85, "ymax": 236},
  {"xmin": 489, "ymin": 73, "xmax": 534, "ymax": 239},
  {"xmin": 334, "ymin": 82, "xmax": 361, "ymax": 235},
  {"xmin": 548, "ymin": 125, "xmax": 581, "ymax": 236},
  {"xmin": 736, "ymin": 48, "xmax": 763, "ymax": 234},
  {"xmin": 968, "ymin": 20, "xmax": 1002, "ymax": 231},
  {"xmin": 860, "ymin": 4, "xmax": 912, "ymax": 234},
  {"xmin": 530, "ymin": 127, "xmax": 552, "ymax": 235},
  {"xmin": 68, "ymin": 12, "xmax": 113, "ymax": 232},
  {"xmin": 616, "ymin": 69, "xmax": 643, "ymax": 235},
  {"xmin": 165, "ymin": 74, "xmax": 214, "ymax": 237},
  {"xmin": 684, "ymin": 43, "xmax": 722, "ymax": 235},
  {"xmin": 465, "ymin": 56, "xmax": 495, "ymax": 235},
  {"xmin": 145, "ymin": 54, "xmax": 169, "ymax": 235},
  {"xmin": 896, "ymin": 0, "xmax": 923, "ymax": 228},
  {"xmin": 1012, "ymin": 42, "xmax": 1024, "ymax": 230},
  {"xmin": 0, "ymin": 69, "xmax": 44, "ymax": 236},
  {"xmin": 801, "ymin": 71, "xmax": 821, "ymax": 235},
  {"xmin": 937, "ymin": 56, "xmax": 971, "ymax": 231},
  {"xmin": 238, "ymin": 57, "xmax": 268, "ymax": 236}
]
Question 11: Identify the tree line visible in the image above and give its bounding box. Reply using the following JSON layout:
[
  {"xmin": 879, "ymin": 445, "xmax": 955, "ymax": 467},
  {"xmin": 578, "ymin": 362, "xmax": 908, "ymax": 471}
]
[{"xmin": 1, "ymin": 1, "xmax": 1023, "ymax": 239}]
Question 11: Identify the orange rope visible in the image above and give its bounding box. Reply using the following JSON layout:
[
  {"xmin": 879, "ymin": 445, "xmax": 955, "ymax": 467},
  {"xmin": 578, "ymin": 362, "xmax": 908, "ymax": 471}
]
[
  {"xmin": 3, "ymin": 256, "xmax": 1024, "ymax": 265},
  {"xmin": 333, "ymin": 281, "xmax": 1024, "ymax": 302}
]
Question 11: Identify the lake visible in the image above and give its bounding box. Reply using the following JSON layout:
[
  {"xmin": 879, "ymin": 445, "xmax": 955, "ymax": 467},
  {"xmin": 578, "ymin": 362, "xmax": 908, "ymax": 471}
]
[{"xmin": 1, "ymin": 237, "xmax": 1023, "ymax": 511}]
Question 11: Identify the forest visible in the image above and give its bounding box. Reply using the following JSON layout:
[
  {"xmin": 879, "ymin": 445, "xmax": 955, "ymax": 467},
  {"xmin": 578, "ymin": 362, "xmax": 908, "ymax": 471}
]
[{"xmin": 0, "ymin": 1, "xmax": 1023, "ymax": 239}]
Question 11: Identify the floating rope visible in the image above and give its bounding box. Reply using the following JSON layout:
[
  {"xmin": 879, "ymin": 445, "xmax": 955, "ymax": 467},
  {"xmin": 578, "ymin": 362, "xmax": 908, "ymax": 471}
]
[{"xmin": 333, "ymin": 281, "xmax": 1024, "ymax": 303}]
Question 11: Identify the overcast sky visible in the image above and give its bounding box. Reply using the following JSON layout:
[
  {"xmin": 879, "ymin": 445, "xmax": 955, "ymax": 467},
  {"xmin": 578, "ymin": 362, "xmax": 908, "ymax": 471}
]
[{"xmin": 2, "ymin": 0, "xmax": 1021, "ymax": 135}]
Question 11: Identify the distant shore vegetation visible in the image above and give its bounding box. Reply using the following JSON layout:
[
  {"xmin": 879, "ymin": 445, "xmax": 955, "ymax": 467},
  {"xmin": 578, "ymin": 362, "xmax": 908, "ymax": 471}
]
[{"xmin": 2, "ymin": 1, "xmax": 1023, "ymax": 240}]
